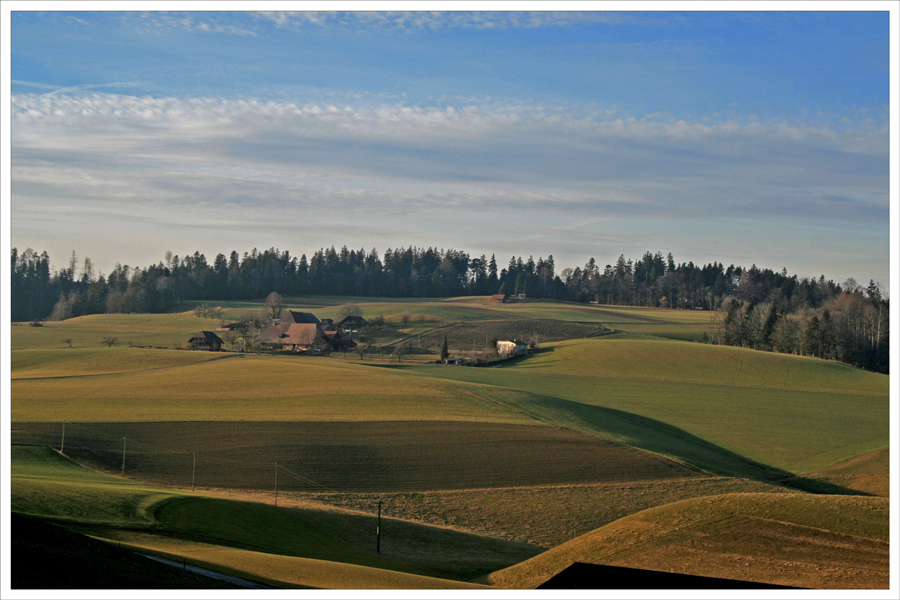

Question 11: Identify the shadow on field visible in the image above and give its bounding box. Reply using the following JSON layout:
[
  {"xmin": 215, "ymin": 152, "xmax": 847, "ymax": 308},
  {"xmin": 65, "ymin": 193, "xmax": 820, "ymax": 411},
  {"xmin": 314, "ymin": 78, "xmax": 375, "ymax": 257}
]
[{"xmin": 517, "ymin": 395, "xmax": 871, "ymax": 496}]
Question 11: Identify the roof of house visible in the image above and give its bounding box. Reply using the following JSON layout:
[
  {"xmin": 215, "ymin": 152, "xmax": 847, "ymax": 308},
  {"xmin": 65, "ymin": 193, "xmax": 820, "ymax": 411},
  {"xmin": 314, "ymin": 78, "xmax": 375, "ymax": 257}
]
[
  {"xmin": 189, "ymin": 331, "xmax": 224, "ymax": 344},
  {"xmin": 338, "ymin": 315, "xmax": 368, "ymax": 326},
  {"xmin": 497, "ymin": 339, "xmax": 527, "ymax": 346},
  {"xmin": 255, "ymin": 322, "xmax": 321, "ymax": 345},
  {"xmin": 490, "ymin": 294, "xmax": 507, "ymax": 301},
  {"xmin": 281, "ymin": 310, "xmax": 321, "ymax": 325}
]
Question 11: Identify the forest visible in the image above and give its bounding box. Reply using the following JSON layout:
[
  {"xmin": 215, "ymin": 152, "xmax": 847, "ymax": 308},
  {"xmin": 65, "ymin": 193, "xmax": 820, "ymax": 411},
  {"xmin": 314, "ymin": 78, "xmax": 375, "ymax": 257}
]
[{"xmin": 10, "ymin": 246, "xmax": 889, "ymax": 373}]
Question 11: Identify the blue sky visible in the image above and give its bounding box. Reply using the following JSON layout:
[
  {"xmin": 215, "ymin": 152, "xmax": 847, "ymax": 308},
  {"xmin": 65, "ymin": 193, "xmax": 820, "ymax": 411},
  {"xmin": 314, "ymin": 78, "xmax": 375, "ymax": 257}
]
[{"xmin": 9, "ymin": 9, "xmax": 892, "ymax": 288}]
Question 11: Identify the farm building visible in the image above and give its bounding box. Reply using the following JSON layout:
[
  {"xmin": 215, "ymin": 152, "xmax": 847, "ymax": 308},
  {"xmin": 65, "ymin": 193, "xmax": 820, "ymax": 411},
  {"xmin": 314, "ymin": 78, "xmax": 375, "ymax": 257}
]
[
  {"xmin": 255, "ymin": 314, "xmax": 355, "ymax": 352},
  {"xmin": 497, "ymin": 339, "xmax": 529, "ymax": 356},
  {"xmin": 338, "ymin": 315, "xmax": 368, "ymax": 332},
  {"xmin": 188, "ymin": 331, "xmax": 224, "ymax": 351},
  {"xmin": 490, "ymin": 294, "xmax": 507, "ymax": 303}
]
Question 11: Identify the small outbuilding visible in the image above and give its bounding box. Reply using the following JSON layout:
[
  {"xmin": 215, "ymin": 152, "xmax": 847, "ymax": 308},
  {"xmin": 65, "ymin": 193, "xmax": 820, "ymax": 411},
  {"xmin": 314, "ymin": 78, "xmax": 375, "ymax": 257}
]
[
  {"xmin": 490, "ymin": 294, "xmax": 507, "ymax": 303},
  {"xmin": 189, "ymin": 331, "xmax": 224, "ymax": 351}
]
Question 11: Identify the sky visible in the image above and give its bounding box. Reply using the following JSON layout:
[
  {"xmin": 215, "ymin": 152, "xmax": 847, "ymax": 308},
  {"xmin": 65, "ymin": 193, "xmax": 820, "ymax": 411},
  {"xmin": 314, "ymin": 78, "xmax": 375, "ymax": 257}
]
[{"xmin": 7, "ymin": 8, "xmax": 893, "ymax": 288}]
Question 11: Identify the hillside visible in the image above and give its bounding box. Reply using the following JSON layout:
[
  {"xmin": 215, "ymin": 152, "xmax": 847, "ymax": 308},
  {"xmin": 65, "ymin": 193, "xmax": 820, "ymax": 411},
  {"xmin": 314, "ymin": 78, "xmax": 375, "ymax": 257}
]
[
  {"xmin": 405, "ymin": 338, "xmax": 888, "ymax": 476},
  {"xmin": 486, "ymin": 493, "xmax": 890, "ymax": 589}
]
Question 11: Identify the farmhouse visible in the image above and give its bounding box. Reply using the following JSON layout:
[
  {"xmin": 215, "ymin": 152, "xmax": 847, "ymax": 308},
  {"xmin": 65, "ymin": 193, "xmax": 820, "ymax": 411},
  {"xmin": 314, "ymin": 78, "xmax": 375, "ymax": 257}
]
[
  {"xmin": 497, "ymin": 339, "xmax": 529, "ymax": 356},
  {"xmin": 255, "ymin": 311, "xmax": 355, "ymax": 352},
  {"xmin": 338, "ymin": 315, "xmax": 368, "ymax": 332},
  {"xmin": 490, "ymin": 294, "xmax": 507, "ymax": 303},
  {"xmin": 188, "ymin": 331, "xmax": 224, "ymax": 351}
]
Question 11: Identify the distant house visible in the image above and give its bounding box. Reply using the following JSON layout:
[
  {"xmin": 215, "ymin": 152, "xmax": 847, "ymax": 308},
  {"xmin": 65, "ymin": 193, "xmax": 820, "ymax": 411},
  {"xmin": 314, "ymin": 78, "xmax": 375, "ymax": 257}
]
[
  {"xmin": 497, "ymin": 339, "xmax": 529, "ymax": 356},
  {"xmin": 338, "ymin": 315, "xmax": 368, "ymax": 332},
  {"xmin": 490, "ymin": 294, "xmax": 507, "ymax": 303},
  {"xmin": 517, "ymin": 293, "xmax": 527, "ymax": 301},
  {"xmin": 189, "ymin": 331, "xmax": 223, "ymax": 351},
  {"xmin": 319, "ymin": 318, "xmax": 335, "ymax": 328}
]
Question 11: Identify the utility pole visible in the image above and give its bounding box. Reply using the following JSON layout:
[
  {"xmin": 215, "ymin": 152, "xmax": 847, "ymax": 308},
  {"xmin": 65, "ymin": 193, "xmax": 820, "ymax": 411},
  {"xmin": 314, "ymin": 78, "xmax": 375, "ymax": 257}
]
[
  {"xmin": 376, "ymin": 499, "xmax": 382, "ymax": 554},
  {"xmin": 60, "ymin": 422, "xmax": 65, "ymax": 454},
  {"xmin": 121, "ymin": 437, "xmax": 127, "ymax": 476},
  {"xmin": 274, "ymin": 462, "xmax": 278, "ymax": 506},
  {"xmin": 191, "ymin": 453, "xmax": 196, "ymax": 492}
]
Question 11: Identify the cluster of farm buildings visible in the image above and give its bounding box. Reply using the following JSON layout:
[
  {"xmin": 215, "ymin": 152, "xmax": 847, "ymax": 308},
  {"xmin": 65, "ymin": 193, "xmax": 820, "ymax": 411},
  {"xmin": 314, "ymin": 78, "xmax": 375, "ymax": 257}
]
[
  {"xmin": 189, "ymin": 311, "xmax": 366, "ymax": 353},
  {"xmin": 189, "ymin": 310, "xmax": 531, "ymax": 358}
]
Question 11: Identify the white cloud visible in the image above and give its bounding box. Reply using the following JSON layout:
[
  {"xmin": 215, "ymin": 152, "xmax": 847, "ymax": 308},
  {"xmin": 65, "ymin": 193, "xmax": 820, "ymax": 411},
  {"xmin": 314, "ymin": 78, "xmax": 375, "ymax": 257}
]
[
  {"xmin": 10, "ymin": 92, "xmax": 889, "ymax": 282},
  {"xmin": 253, "ymin": 11, "xmax": 674, "ymax": 33}
]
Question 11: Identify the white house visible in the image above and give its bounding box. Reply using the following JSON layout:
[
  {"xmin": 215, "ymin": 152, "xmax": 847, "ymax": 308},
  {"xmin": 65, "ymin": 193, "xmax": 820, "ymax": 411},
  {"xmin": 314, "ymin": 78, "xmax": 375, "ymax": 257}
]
[{"xmin": 497, "ymin": 339, "xmax": 529, "ymax": 356}]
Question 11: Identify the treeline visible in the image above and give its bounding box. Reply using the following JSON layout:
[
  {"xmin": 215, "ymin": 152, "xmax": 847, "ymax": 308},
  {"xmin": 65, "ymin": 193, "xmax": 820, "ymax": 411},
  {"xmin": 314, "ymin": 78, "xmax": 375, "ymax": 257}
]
[
  {"xmin": 707, "ymin": 288, "xmax": 888, "ymax": 373},
  {"xmin": 9, "ymin": 245, "xmax": 888, "ymax": 372}
]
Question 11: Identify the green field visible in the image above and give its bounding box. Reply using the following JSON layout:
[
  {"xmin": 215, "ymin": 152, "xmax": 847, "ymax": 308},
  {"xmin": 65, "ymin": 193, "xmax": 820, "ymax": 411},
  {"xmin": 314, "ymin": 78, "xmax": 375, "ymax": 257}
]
[
  {"xmin": 402, "ymin": 338, "xmax": 888, "ymax": 475},
  {"xmin": 11, "ymin": 313, "xmax": 224, "ymax": 350}
]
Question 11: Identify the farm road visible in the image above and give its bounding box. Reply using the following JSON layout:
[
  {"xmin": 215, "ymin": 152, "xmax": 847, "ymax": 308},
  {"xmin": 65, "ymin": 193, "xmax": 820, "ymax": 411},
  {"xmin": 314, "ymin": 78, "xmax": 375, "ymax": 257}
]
[{"xmin": 139, "ymin": 554, "xmax": 275, "ymax": 588}]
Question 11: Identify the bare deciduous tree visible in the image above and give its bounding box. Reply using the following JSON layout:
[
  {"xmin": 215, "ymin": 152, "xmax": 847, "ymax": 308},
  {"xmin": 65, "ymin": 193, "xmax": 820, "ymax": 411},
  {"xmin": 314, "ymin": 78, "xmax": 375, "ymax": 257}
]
[
  {"xmin": 264, "ymin": 292, "xmax": 285, "ymax": 320},
  {"xmin": 101, "ymin": 336, "xmax": 118, "ymax": 348},
  {"xmin": 62, "ymin": 338, "xmax": 73, "ymax": 348},
  {"xmin": 338, "ymin": 303, "xmax": 362, "ymax": 321}
]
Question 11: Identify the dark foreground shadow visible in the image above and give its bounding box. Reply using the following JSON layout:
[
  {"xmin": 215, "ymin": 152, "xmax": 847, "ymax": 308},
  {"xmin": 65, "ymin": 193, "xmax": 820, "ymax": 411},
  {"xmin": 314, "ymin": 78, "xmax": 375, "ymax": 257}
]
[{"xmin": 538, "ymin": 562, "xmax": 803, "ymax": 589}]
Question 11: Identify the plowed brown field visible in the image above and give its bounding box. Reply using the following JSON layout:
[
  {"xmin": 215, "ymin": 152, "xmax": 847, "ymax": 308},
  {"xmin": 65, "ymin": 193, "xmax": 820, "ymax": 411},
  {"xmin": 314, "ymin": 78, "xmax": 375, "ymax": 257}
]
[{"xmin": 12, "ymin": 421, "xmax": 700, "ymax": 493}]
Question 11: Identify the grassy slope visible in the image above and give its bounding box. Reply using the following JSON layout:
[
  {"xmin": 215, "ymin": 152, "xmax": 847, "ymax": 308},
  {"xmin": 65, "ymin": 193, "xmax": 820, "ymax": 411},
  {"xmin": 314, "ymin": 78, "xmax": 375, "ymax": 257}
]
[
  {"xmin": 9, "ymin": 446, "xmax": 501, "ymax": 587},
  {"xmin": 487, "ymin": 493, "xmax": 890, "ymax": 589},
  {"xmin": 104, "ymin": 534, "xmax": 488, "ymax": 589},
  {"xmin": 11, "ymin": 313, "xmax": 225, "ymax": 350},
  {"xmin": 807, "ymin": 448, "xmax": 890, "ymax": 497},
  {"xmin": 299, "ymin": 476, "xmax": 792, "ymax": 549},
  {"xmin": 512, "ymin": 338, "xmax": 888, "ymax": 395},
  {"xmin": 11, "ymin": 348, "xmax": 228, "ymax": 378},
  {"xmin": 402, "ymin": 339, "xmax": 888, "ymax": 475},
  {"xmin": 11, "ymin": 355, "xmax": 539, "ymax": 423}
]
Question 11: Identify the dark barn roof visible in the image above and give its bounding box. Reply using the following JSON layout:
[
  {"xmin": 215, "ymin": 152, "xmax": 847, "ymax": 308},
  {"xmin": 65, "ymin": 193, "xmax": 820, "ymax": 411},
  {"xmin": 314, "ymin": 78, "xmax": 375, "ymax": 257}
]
[
  {"xmin": 189, "ymin": 331, "xmax": 224, "ymax": 344},
  {"xmin": 282, "ymin": 311, "xmax": 321, "ymax": 325},
  {"xmin": 338, "ymin": 315, "xmax": 368, "ymax": 327}
]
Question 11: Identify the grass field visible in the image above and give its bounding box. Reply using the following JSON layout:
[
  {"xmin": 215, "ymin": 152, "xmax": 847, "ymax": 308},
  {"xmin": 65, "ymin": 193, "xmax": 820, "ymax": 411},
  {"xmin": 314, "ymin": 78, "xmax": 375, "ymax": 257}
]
[
  {"xmin": 486, "ymin": 493, "xmax": 890, "ymax": 589},
  {"xmin": 11, "ymin": 348, "xmax": 228, "ymax": 379},
  {"xmin": 807, "ymin": 448, "xmax": 890, "ymax": 497},
  {"xmin": 11, "ymin": 313, "xmax": 224, "ymax": 350},
  {"xmin": 509, "ymin": 338, "xmax": 888, "ymax": 395},
  {"xmin": 10, "ymin": 446, "xmax": 531, "ymax": 586},
  {"xmin": 402, "ymin": 339, "xmax": 888, "ymax": 475},
  {"xmin": 294, "ymin": 476, "xmax": 792, "ymax": 548},
  {"xmin": 11, "ymin": 356, "xmax": 541, "ymax": 423}
]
